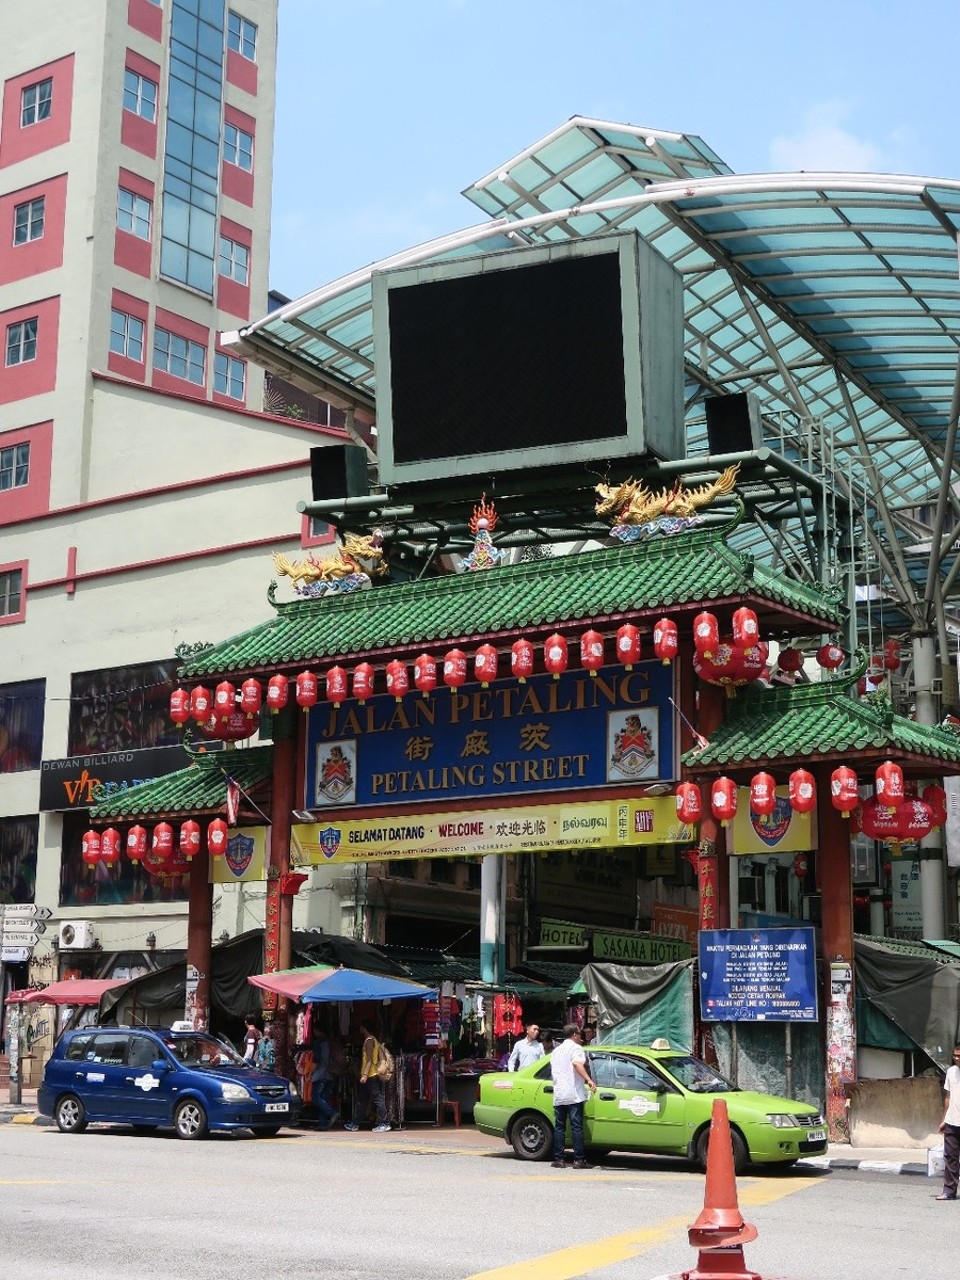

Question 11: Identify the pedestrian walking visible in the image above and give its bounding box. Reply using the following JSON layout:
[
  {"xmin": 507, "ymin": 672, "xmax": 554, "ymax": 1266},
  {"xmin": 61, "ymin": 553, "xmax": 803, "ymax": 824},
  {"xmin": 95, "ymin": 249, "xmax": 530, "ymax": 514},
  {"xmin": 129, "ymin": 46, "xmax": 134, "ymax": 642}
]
[
  {"xmin": 550, "ymin": 1022, "xmax": 596, "ymax": 1169},
  {"xmin": 937, "ymin": 1042, "xmax": 960, "ymax": 1199},
  {"xmin": 242, "ymin": 1017, "xmax": 261, "ymax": 1061},
  {"xmin": 344, "ymin": 1021, "xmax": 391, "ymax": 1132},
  {"xmin": 508, "ymin": 1023, "xmax": 544, "ymax": 1072}
]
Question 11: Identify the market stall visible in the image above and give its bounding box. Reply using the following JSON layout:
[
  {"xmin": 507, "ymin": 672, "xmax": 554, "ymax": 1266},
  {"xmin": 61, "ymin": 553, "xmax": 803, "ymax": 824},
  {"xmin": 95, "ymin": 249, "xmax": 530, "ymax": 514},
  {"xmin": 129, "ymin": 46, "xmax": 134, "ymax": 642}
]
[{"xmin": 248, "ymin": 965, "xmax": 438, "ymax": 1127}]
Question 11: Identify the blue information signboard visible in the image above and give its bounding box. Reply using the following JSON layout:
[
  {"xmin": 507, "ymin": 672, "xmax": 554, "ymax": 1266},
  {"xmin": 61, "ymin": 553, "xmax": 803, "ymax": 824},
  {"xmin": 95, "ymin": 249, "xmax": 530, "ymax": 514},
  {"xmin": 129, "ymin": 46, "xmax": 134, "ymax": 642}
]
[{"xmin": 698, "ymin": 928, "xmax": 818, "ymax": 1023}]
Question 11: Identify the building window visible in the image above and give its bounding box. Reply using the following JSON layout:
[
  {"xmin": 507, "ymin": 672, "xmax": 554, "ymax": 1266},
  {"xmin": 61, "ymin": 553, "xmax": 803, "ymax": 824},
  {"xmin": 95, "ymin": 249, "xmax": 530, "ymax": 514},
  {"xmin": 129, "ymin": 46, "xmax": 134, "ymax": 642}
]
[
  {"xmin": 153, "ymin": 326, "xmax": 205, "ymax": 385},
  {"xmin": 20, "ymin": 78, "xmax": 53, "ymax": 127},
  {"xmin": 123, "ymin": 69, "xmax": 158, "ymax": 122},
  {"xmin": 218, "ymin": 234, "xmax": 249, "ymax": 284},
  {"xmin": 13, "ymin": 197, "xmax": 45, "ymax": 245},
  {"xmin": 0, "ymin": 442, "xmax": 30, "ymax": 491},
  {"xmin": 0, "ymin": 680, "xmax": 43, "ymax": 771},
  {"xmin": 117, "ymin": 187, "xmax": 152, "ymax": 239},
  {"xmin": 110, "ymin": 309, "xmax": 145, "ymax": 362},
  {"xmin": 227, "ymin": 11, "xmax": 257, "ymax": 60},
  {"xmin": 0, "ymin": 815, "xmax": 38, "ymax": 900},
  {"xmin": 223, "ymin": 122, "xmax": 253, "ymax": 172},
  {"xmin": 0, "ymin": 567, "xmax": 23, "ymax": 617},
  {"xmin": 68, "ymin": 660, "xmax": 180, "ymax": 755},
  {"xmin": 214, "ymin": 351, "xmax": 245, "ymax": 399},
  {"xmin": 5, "ymin": 319, "xmax": 37, "ymax": 366}
]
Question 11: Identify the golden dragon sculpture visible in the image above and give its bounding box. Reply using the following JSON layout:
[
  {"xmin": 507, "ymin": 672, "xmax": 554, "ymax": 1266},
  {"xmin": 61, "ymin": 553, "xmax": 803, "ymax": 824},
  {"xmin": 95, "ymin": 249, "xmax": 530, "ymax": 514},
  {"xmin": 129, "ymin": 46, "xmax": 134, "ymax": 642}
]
[
  {"xmin": 595, "ymin": 463, "xmax": 741, "ymax": 526},
  {"xmin": 273, "ymin": 531, "xmax": 387, "ymax": 591}
]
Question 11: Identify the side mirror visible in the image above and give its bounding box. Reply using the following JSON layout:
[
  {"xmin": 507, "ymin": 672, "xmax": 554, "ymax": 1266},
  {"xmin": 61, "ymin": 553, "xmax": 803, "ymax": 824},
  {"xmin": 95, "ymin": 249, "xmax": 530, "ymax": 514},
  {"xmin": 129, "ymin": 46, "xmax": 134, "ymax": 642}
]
[{"xmin": 152, "ymin": 1059, "xmax": 171, "ymax": 1073}]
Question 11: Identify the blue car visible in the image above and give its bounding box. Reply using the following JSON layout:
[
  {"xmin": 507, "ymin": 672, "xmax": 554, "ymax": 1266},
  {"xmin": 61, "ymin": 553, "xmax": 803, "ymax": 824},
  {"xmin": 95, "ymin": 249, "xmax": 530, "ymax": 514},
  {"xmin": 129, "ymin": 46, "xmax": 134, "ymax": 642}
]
[{"xmin": 38, "ymin": 1026, "xmax": 301, "ymax": 1139}]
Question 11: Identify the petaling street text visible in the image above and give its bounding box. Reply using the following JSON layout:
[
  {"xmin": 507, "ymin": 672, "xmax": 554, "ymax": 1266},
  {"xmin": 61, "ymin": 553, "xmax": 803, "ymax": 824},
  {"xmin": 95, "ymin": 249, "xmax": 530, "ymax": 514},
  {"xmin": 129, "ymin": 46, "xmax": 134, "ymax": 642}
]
[
  {"xmin": 319, "ymin": 672, "xmax": 651, "ymax": 740},
  {"xmin": 370, "ymin": 754, "xmax": 591, "ymax": 796}
]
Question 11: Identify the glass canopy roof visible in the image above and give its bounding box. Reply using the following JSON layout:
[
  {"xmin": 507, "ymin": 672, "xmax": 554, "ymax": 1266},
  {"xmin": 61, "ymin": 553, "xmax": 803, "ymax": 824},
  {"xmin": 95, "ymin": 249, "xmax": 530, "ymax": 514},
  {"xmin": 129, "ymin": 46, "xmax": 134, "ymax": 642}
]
[{"xmin": 227, "ymin": 117, "xmax": 960, "ymax": 635}]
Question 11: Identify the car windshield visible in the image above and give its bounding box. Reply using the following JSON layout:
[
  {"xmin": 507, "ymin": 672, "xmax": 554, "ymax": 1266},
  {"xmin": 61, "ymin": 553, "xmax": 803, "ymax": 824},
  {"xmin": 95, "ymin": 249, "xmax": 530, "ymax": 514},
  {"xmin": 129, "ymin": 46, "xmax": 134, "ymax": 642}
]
[
  {"xmin": 663, "ymin": 1055, "xmax": 737, "ymax": 1093},
  {"xmin": 166, "ymin": 1034, "xmax": 246, "ymax": 1068}
]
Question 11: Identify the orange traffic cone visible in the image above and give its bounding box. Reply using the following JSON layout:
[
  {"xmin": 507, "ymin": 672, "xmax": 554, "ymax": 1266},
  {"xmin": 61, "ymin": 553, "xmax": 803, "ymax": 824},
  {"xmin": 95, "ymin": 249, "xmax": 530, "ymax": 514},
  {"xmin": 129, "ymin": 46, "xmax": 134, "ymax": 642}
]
[{"xmin": 682, "ymin": 1099, "xmax": 761, "ymax": 1280}]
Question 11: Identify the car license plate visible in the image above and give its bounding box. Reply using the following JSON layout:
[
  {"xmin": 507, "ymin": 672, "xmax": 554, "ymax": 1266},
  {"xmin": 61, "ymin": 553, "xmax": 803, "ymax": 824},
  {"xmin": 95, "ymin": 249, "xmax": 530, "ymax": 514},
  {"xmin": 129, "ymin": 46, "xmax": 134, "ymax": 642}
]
[
  {"xmin": 807, "ymin": 1127, "xmax": 826, "ymax": 1142},
  {"xmin": 264, "ymin": 1102, "xmax": 289, "ymax": 1113}
]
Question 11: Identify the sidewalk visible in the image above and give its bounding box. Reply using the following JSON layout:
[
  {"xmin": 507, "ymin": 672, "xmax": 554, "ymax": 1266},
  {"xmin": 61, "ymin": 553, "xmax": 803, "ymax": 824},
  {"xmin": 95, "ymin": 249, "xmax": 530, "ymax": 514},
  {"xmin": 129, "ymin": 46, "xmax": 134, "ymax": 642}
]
[{"xmin": 0, "ymin": 1087, "xmax": 937, "ymax": 1175}]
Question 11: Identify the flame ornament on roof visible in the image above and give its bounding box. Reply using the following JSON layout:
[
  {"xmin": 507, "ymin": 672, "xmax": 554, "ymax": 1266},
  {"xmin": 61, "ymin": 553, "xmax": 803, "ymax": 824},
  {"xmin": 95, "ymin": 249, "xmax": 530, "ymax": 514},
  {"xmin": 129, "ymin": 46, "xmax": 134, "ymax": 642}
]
[
  {"xmin": 460, "ymin": 495, "xmax": 504, "ymax": 571},
  {"xmin": 595, "ymin": 464, "xmax": 740, "ymax": 542}
]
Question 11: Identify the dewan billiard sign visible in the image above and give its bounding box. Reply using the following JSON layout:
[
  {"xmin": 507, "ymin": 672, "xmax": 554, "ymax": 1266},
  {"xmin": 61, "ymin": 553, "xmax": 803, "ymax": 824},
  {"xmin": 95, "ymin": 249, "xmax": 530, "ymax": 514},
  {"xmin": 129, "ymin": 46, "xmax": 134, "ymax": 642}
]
[{"xmin": 304, "ymin": 663, "xmax": 676, "ymax": 809}]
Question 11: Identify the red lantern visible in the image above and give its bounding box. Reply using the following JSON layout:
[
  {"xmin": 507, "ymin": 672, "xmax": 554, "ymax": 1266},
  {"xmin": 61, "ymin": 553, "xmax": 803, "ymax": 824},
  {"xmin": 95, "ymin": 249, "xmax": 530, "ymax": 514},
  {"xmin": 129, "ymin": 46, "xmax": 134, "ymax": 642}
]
[
  {"xmin": 793, "ymin": 853, "xmax": 808, "ymax": 880},
  {"xmin": 856, "ymin": 676, "xmax": 868, "ymax": 697},
  {"xmin": 100, "ymin": 828, "xmax": 121, "ymax": 865},
  {"xmin": 386, "ymin": 659, "xmax": 410, "ymax": 701},
  {"xmin": 189, "ymin": 685, "xmax": 211, "ymax": 723},
  {"xmin": 858, "ymin": 797, "xmax": 906, "ymax": 842},
  {"xmin": 816, "ymin": 643, "xmax": 844, "ymax": 670},
  {"xmin": 883, "ymin": 638, "xmax": 901, "ymax": 671},
  {"xmin": 924, "ymin": 783, "xmax": 947, "ymax": 828},
  {"xmin": 414, "ymin": 653, "xmax": 437, "ymax": 695},
  {"xmin": 207, "ymin": 818, "xmax": 228, "ymax": 858},
  {"xmin": 206, "ymin": 709, "xmax": 257, "ymax": 741},
  {"xmin": 544, "ymin": 633, "xmax": 568, "ymax": 680},
  {"xmin": 710, "ymin": 776, "xmax": 738, "ymax": 827},
  {"xmin": 789, "ymin": 768, "xmax": 816, "ymax": 814},
  {"xmin": 898, "ymin": 798, "xmax": 935, "ymax": 843},
  {"xmin": 169, "ymin": 687, "xmax": 191, "ymax": 724},
  {"xmin": 511, "ymin": 639, "xmax": 534, "ymax": 683},
  {"xmin": 653, "ymin": 618, "xmax": 678, "ymax": 664},
  {"xmin": 830, "ymin": 766, "xmax": 859, "ymax": 818},
  {"xmin": 693, "ymin": 611, "xmax": 719, "ymax": 659},
  {"xmin": 738, "ymin": 642, "xmax": 768, "ymax": 683},
  {"xmin": 875, "ymin": 760, "xmax": 904, "ymax": 810},
  {"xmin": 443, "ymin": 649, "xmax": 467, "ymax": 692},
  {"xmin": 676, "ymin": 781, "xmax": 702, "ymax": 825},
  {"xmin": 732, "ymin": 607, "xmax": 759, "ymax": 649},
  {"xmin": 616, "ymin": 624, "xmax": 641, "ymax": 670},
  {"xmin": 151, "ymin": 822, "xmax": 174, "ymax": 862},
  {"xmin": 750, "ymin": 771, "xmax": 777, "ymax": 817},
  {"xmin": 81, "ymin": 830, "xmax": 101, "ymax": 867},
  {"xmin": 296, "ymin": 670, "xmax": 319, "ymax": 710},
  {"xmin": 352, "ymin": 663, "xmax": 375, "ymax": 704},
  {"xmin": 179, "ymin": 820, "xmax": 201, "ymax": 861},
  {"xmin": 579, "ymin": 630, "xmax": 604, "ymax": 676},
  {"xmin": 777, "ymin": 647, "xmax": 804, "ymax": 674},
  {"xmin": 214, "ymin": 680, "xmax": 237, "ymax": 722},
  {"xmin": 126, "ymin": 825, "xmax": 147, "ymax": 863},
  {"xmin": 240, "ymin": 679, "xmax": 262, "ymax": 714},
  {"xmin": 694, "ymin": 642, "xmax": 745, "ymax": 694},
  {"xmin": 326, "ymin": 665, "xmax": 348, "ymax": 706},
  {"xmin": 266, "ymin": 673, "xmax": 289, "ymax": 711},
  {"xmin": 474, "ymin": 644, "xmax": 498, "ymax": 688}
]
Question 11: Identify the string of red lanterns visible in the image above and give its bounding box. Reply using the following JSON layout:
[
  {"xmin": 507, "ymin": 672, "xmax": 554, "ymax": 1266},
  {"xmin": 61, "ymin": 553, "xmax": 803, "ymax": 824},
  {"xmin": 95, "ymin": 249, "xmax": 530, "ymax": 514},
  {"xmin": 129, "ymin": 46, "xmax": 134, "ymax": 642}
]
[{"xmin": 82, "ymin": 817, "xmax": 232, "ymax": 876}]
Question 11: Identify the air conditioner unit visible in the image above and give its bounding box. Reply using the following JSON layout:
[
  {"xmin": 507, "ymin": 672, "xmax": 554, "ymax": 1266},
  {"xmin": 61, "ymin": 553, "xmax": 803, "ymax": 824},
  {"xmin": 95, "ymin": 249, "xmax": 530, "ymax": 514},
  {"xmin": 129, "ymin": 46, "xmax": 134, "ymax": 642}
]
[{"xmin": 59, "ymin": 920, "xmax": 97, "ymax": 949}]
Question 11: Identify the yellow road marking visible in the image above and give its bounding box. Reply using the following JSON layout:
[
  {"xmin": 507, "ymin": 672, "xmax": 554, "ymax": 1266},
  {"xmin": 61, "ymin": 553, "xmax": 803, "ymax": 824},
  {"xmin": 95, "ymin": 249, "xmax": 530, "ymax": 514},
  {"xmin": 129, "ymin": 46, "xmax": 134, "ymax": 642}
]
[
  {"xmin": 0, "ymin": 1180, "xmax": 67, "ymax": 1186},
  {"xmin": 464, "ymin": 1177, "xmax": 812, "ymax": 1280}
]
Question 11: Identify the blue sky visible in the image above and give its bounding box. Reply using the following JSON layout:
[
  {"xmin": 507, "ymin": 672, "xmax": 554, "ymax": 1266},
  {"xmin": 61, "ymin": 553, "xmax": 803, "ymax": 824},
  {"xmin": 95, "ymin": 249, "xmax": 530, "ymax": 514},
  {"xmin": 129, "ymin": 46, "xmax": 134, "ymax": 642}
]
[{"xmin": 268, "ymin": 0, "xmax": 958, "ymax": 302}]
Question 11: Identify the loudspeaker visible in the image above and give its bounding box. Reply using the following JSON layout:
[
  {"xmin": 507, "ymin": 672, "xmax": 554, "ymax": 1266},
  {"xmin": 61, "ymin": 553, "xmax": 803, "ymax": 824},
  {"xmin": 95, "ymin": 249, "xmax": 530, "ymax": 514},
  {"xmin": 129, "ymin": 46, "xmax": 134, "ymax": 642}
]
[
  {"xmin": 704, "ymin": 392, "xmax": 763, "ymax": 455},
  {"xmin": 309, "ymin": 443, "xmax": 369, "ymax": 502}
]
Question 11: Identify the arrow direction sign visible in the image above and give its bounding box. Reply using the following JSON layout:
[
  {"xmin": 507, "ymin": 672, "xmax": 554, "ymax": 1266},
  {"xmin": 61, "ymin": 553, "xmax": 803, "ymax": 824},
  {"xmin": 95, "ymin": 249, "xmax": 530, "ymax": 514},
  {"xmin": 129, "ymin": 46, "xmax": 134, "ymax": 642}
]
[
  {"xmin": 0, "ymin": 920, "xmax": 45, "ymax": 935},
  {"xmin": 0, "ymin": 905, "xmax": 52, "ymax": 919},
  {"xmin": 1, "ymin": 947, "xmax": 31, "ymax": 963},
  {"xmin": 0, "ymin": 933, "xmax": 42, "ymax": 948}
]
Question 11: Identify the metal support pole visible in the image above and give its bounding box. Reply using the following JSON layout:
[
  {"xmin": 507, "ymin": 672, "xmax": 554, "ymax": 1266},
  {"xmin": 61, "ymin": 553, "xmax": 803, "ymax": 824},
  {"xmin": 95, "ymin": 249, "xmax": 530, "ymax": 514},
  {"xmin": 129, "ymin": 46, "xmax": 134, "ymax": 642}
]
[
  {"xmin": 480, "ymin": 855, "xmax": 500, "ymax": 986},
  {"xmin": 913, "ymin": 634, "xmax": 947, "ymax": 937}
]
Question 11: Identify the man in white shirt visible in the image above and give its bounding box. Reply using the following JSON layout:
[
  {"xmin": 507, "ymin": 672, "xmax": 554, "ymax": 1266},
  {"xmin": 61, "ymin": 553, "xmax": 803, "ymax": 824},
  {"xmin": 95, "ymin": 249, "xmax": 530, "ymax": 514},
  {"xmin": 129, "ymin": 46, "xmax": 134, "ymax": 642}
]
[
  {"xmin": 508, "ymin": 1023, "xmax": 544, "ymax": 1072},
  {"xmin": 550, "ymin": 1023, "xmax": 596, "ymax": 1169},
  {"xmin": 937, "ymin": 1043, "xmax": 960, "ymax": 1199}
]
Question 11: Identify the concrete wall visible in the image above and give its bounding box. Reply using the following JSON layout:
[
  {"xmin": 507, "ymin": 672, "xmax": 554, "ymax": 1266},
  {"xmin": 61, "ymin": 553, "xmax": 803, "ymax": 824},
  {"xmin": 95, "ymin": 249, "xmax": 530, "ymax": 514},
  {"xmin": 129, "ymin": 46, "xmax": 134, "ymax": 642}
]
[{"xmin": 848, "ymin": 1077, "xmax": 942, "ymax": 1149}]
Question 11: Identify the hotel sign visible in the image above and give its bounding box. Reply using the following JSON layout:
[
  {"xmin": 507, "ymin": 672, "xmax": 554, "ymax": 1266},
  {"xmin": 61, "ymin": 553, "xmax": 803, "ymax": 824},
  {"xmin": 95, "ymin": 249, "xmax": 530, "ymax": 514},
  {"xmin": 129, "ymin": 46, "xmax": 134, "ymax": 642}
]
[{"xmin": 304, "ymin": 664, "xmax": 677, "ymax": 810}]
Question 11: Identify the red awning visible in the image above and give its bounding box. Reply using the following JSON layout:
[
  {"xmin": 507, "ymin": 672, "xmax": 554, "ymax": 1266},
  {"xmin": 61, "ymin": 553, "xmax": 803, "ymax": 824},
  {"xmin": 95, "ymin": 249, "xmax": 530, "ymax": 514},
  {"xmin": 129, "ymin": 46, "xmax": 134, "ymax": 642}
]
[{"xmin": 4, "ymin": 978, "xmax": 126, "ymax": 1006}]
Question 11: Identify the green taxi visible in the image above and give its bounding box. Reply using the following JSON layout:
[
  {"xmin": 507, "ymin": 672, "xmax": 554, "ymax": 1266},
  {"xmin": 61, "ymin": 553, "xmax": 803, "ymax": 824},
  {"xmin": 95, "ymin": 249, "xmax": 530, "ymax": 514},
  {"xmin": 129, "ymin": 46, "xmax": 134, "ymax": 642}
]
[{"xmin": 474, "ymin": 1043, "xmax": 827, "ymax": 1171}]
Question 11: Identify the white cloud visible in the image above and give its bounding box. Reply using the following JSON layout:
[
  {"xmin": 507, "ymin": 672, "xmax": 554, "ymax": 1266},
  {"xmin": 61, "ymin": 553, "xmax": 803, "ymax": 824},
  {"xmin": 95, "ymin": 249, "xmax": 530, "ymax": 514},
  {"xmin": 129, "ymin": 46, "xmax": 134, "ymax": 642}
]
[{"xmin": 768, "ymin": 102, "xmax": 894, "ymax": 173}]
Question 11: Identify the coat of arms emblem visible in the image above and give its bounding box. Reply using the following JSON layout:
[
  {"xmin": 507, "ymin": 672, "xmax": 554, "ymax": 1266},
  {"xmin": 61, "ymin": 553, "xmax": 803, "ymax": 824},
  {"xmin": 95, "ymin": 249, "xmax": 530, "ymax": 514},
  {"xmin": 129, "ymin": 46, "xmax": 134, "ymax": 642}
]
[{"xmin": 315, "ymin": 743, "xmax": 356, "ymax": 804}]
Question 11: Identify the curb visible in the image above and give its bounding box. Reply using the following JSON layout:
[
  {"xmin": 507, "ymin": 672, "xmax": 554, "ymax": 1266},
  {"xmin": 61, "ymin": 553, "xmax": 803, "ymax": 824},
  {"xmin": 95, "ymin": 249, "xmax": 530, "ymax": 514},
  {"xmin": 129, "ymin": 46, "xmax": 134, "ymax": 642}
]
[
  {"xmin": 799, "ymin": 1156, "xmax": 928, "ymax": 1177},
  {"xmin": 0, "ymin": 1111, "xmax": 50, "ymax": 1126}
]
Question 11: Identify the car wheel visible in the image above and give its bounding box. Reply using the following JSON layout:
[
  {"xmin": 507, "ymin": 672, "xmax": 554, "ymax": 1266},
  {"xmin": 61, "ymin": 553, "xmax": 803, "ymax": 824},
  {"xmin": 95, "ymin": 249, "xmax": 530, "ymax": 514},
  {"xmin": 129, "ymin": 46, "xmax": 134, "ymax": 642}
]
[
  {"xmin": 510, "ymin": 1112, "xmax": 553, "ymax": 1161},
  {"xmin": 174, "ymin": 1099, "xmax": 208, "ymax": 1140},
  {"xmin": 250, "ymin": 1126, "xmax": 283, "ymax": 1138},
  {"xmin": 55, "ymin": 1094, "xmax": 87, "ymax": 1134},
  {"xmin": 695, "ymin": 1124, "xmax": 748, "ymax": 1175}
]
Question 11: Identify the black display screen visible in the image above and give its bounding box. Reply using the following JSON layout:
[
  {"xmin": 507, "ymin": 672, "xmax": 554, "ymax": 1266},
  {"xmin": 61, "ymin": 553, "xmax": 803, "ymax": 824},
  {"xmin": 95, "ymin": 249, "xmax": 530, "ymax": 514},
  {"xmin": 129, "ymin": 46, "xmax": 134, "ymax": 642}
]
[{"xmin": 386, "ymin": 251, "xmax": 629, "ymax": 465}]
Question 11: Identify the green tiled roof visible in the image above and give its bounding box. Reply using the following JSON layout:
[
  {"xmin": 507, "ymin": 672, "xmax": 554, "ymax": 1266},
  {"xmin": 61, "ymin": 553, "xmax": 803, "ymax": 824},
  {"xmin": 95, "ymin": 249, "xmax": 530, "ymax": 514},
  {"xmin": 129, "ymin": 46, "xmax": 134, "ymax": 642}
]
[
  {"xmin": 682, "ymin": 682, "xmax": 960, "ymax": 772},
  {"xmin": 179, "ymin": 528, "xmax": 841, "ymax": 678},
  {"xmin": 89, "ymin": 747, "xmax": 273, "ymax": 821}
]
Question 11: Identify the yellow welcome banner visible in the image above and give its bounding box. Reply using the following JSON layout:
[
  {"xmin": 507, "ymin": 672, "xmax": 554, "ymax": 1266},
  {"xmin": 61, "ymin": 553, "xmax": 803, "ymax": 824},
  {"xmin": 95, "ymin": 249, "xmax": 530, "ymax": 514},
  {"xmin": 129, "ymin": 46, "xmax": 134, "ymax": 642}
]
[{"xmin": 293, "ymin": 797, "xmax": 694, "ymax": 865}]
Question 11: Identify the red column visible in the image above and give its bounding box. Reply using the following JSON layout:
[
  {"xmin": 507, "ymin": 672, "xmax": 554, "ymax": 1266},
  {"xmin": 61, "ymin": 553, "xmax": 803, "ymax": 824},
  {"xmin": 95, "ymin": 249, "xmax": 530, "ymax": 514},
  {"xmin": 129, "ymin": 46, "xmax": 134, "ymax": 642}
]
[
  {"xmin": 185, "ymin": 840, "xmax": 212, "ymax": 1030},
  {"xmin": 697, "ymin": 682, "xmax": 730, "ymax": 927},
  {"xmin": 264, "ymin": 706, "xmax": 298, "ymax": 1071},
  {"xmin": 816, "ymin": 763, "xmax": 856, "ymax": 1142}
]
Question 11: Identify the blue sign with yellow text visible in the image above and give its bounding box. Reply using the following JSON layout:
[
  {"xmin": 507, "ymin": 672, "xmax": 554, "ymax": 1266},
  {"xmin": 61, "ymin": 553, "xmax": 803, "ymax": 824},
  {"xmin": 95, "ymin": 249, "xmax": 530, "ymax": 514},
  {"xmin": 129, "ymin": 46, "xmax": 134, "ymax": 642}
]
[{"xmin": 304, "ymin": 663, "xmax": 676, "ymax": 810}]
